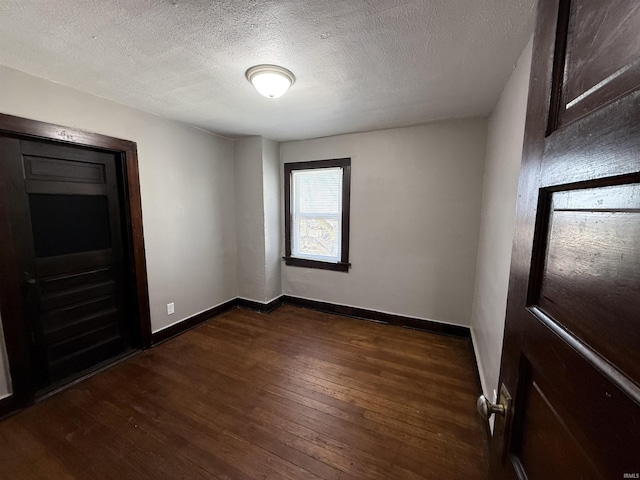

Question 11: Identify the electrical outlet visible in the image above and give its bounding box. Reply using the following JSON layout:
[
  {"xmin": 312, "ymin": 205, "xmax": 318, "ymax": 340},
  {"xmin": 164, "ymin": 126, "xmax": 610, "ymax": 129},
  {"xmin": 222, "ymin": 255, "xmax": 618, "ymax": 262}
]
[{"xmin": 167, "ymin": 302, "xmax": 175, "ymax": 315}]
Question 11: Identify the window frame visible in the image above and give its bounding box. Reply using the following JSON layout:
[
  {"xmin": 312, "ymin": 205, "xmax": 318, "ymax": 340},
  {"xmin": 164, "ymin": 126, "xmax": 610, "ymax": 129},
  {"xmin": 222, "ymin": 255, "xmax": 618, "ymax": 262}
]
[{"xmin": 283, "ymin": 157, "xmax": 351, "ymax": 272}]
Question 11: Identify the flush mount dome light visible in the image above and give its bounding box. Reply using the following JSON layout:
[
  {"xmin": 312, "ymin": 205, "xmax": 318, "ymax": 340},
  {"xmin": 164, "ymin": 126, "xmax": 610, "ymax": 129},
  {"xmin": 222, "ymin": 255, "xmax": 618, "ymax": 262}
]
[{"xmin": 246, "ymin": 64, "xmax": 295, "ymax": 98}]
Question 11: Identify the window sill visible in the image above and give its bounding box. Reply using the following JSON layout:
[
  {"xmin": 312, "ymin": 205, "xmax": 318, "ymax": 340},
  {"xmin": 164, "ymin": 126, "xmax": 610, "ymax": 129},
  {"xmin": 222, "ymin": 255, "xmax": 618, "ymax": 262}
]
[{"xmin": 282, "ymin": 256, "xmax": 350, "ymax": 272}]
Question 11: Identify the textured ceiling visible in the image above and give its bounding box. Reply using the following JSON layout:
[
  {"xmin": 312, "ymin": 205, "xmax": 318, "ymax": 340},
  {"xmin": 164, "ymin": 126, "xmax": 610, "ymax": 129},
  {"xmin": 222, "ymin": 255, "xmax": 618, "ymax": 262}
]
[{"xmin": 0, "ymin": 0, "xmax": 535, "ymax": 141}]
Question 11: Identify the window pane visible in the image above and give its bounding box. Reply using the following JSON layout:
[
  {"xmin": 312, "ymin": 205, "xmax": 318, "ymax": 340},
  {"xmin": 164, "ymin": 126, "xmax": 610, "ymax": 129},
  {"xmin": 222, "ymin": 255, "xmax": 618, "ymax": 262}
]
[
  {"xmin": 291, "ymin": 167, "xmax": 342, "ymax": 261},
  {"xmin": 292, "ymin": 168, "xmax": 342, "ymax": 214},
  {"xmin": 293, "ymin": 216, "xmax": 341, "ymax": 260}
]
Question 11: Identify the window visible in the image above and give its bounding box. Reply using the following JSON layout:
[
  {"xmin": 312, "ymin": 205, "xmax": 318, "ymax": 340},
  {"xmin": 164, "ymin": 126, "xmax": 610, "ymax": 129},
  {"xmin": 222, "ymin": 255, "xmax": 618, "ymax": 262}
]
[{"xmin": 284, "ymin": 158, "xmax": 351, "ymax": 271}]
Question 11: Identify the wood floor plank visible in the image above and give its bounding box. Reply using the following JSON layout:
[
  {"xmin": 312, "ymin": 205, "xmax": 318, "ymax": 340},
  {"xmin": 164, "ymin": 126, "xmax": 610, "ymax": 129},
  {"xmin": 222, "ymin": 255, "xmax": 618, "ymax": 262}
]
[{"xmin": 0, "ymin": 305, "xmax": 487, "ymax": 479}]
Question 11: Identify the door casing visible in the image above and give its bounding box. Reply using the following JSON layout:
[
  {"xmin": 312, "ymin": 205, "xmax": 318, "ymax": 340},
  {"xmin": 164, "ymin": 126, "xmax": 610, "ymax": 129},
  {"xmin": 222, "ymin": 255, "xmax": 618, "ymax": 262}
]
[{"xmin": 0, "ymin": 113, "xmax": 152, "ymax": 415}]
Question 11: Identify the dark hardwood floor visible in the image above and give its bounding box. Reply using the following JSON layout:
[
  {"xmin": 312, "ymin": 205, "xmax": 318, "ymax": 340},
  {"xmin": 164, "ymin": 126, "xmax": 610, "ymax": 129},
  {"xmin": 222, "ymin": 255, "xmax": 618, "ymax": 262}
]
[{"xmin": 0, "ymin": 305, "xmax": 487, "ymax": 479}]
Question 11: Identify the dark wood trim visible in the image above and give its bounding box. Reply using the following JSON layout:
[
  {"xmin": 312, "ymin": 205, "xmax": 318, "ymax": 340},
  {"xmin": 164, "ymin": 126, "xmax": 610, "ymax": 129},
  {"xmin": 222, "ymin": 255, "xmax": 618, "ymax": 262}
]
[
  {"xmin": 158, "ymin": 295, "xmax": 469, "ymax": 340},
  {"xmin": 0, "ymin": 149, "xmax": 34, "ymax": 407},
  {"xmin": 121, "ymin": 146, "xmax": 152, "ymax": 349},
  {"xmin": 0, "ymin": 113, "xmax": 152, "ymax": 415},
  {"xmin": 284, "ymin": 158, "xmax": 351, "ymax": 171},
  {"xmin": 284, "ymin": 162, "xmax": 292, "ymax": 257},
  {"xmin": 545, "ymin": 0, "xmax": 572, "ymax": 135},
  {"xmin": 0, "ymin": 114, "xmax": 136, "ymax": 151},
  {"xmin": 341, "ymin": 160, "xmax": 351, "ymax": 264},
  {"xmin": 283, "ymin": 158, "xmax": 351, "ymax": 271},
  {"xmin": 237, "ymin": 297, "xmax": 284, "ymax": 314},
  {"xmin": 468, "ymin": 337, "xmax": 491, "ymax": 464},
  {"xmin": 151, "ymin": 298, "xmax": 239, "ymax": 345},
  {"xmin": 282, "ymin": 257, "xmax": 350, "ymax": 272},
  {"xmin": 0, "ymin": 395, "xmax": 20, "ymax": 421},
  {"xmin": 1, "ymin": 292, "xmax": 472, "ymax": 418},
  {"xmin": 281, "ymin": 295, "xmax": 470, "ymax": 338}
]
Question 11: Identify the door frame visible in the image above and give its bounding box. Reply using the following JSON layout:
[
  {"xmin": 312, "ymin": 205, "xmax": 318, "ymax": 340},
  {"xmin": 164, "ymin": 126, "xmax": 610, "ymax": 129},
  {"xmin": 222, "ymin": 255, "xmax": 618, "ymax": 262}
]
[{"xmin": 0, "ymin": 113, "xmax": 152, "ymax": 415}]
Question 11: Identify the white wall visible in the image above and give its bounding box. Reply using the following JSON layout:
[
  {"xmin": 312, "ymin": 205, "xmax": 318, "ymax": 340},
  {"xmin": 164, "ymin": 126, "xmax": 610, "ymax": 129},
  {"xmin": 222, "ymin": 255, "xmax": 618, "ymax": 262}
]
[
  {"xmin": 234, "ymin": 137, "xmax": 267, "ymax": 301},
  {"xmin": 281, "ymin": 119, "xmax": 487, "ymax": 327},
  {"xmin": 262, "ymin": 138, "xmax": 282, "ymax": 302},
  {"xmin": 0, "ymin": 65, "xmax": 239, "ymax": 395},
  {"xmin": 470, "ymin": 39, "xmax": 533, "ymax": 415},
  {"xmin": 234, "ymin": 136, "xmax": 282, "ymax": 303}
]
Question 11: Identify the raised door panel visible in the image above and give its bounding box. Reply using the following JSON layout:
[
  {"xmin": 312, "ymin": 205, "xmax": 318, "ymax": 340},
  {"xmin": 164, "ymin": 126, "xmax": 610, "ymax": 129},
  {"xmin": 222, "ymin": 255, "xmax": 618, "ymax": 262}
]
[{"xmin": 559, "ymin": 0, "xmax": 640, "ymax": 127}]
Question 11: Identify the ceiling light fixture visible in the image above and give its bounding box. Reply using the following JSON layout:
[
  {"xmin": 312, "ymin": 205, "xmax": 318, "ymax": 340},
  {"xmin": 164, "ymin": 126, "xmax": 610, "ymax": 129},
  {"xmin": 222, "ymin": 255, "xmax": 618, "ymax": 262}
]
[{"xmin": 246, "ymin": 64, "xmax": 295, "ymax": 98}]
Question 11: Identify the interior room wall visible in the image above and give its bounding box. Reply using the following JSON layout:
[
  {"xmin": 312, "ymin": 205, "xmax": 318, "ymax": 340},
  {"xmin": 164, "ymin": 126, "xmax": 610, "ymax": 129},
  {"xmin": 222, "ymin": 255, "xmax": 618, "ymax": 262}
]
[
  {"xmin": 469, "ymin": 38, "xmax": 533, "ymax": 416},
  {"xmin": 0, "ymin": 65, "xmax": 239, "ymax": 396},
  {"xmin": 280, "ymin": 119, "xmax": 487, "ymax": 327},
  {"xmin": 234, "ymin": 136, "xmax": 268, "ymax": 301},
  {"xmin": 262, "ymin": 138, "xmax": 282, "ymax": 302},
  {"xmin": 233, "ymin": 136, "xmax": 282, "ymax": 304}
]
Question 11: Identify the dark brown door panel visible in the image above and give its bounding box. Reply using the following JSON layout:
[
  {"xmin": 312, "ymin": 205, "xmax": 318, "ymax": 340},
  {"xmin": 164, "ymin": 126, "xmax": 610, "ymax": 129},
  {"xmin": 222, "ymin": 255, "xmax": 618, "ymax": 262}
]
[{"xmin": 488, "ymin": 0, "xmax": 640, "ymax": 477}]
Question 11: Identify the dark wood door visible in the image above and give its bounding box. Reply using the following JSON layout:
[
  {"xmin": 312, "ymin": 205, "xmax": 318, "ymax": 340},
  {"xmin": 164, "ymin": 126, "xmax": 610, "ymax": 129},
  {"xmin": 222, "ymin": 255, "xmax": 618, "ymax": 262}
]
[
  {"xmin": 489, "ymin": 0, "xmax": 640, "ymax": 477},
  {"xmin": 0, "ymin": 137, "xmax": 133, "ymax": 392}
]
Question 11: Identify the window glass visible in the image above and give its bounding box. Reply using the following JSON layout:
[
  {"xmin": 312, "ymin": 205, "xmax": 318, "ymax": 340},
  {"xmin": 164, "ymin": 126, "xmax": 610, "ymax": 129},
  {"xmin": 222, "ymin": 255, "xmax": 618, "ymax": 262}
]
[{"xmin": 291, "ymin": 167, "xmax": 343, "ymax": 262}]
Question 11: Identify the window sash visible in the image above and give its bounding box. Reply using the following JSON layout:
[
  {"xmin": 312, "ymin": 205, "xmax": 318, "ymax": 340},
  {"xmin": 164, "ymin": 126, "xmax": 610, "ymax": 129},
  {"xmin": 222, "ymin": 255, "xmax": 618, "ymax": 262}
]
[{"xmin": 291, "ymin": 167, "xmax": 343, "ymax": 262}]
